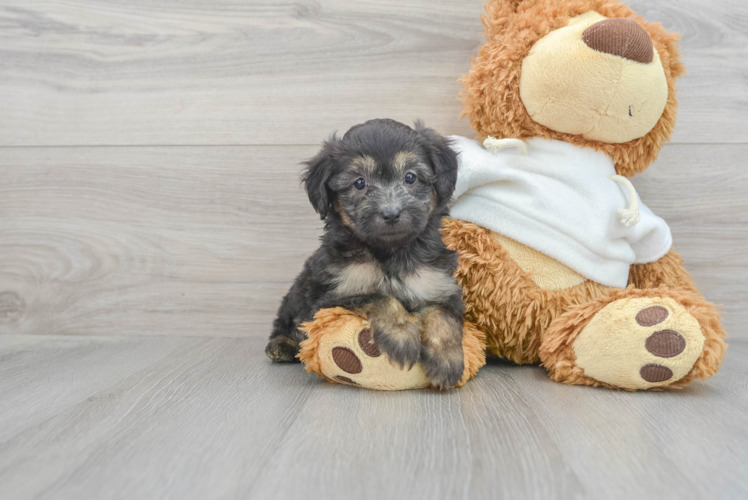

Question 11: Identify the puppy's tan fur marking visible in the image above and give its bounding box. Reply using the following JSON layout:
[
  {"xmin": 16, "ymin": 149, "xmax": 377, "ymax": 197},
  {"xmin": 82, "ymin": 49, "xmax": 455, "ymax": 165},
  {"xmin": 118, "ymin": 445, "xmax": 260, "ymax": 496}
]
[
  {"xmin": 370, "ymin": 297, "xmax": 415, "ymax": 338},
  {"xmin": 401, "ymin": 267, "xmax": 463, "ymax": 305},
  {"xmin": 333, "ymin": 261, "xmax": 383, "ymax": 297},
  {"xmin": 335, "ymin": 199, "xmax": 354, "ymax": 227},
  {"xmin": 393, "ymin": 151, "xmax": 419, "ymax": 174},
  {"xmin": 363, "ymin": 296, "xmax": 422, "ymax": 368},
  {"xmin": 351, "ymin": 155, "xmax": 377, "ymax": 175},
  {"xmin": 419, "ymin": 307, "xmax": 462, "ymax": 352},
  {"xmin": 418, "ymin": 306, "xmax": 464, "ymax": 389},
  {"xmin": 333, "ymin": 262, "xmax": 459, "ymax": 310}
]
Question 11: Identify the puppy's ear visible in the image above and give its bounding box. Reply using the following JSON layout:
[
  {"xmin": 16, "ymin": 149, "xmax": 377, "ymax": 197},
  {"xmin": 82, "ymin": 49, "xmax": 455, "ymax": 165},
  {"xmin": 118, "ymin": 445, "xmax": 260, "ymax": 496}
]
[
  {"xmin": 414, "ymin": 120, "xmax": 458, "ymax": 206},
  {"xmin": 302, "ymin": 136, "xmax": 341, "ymax": 219}
]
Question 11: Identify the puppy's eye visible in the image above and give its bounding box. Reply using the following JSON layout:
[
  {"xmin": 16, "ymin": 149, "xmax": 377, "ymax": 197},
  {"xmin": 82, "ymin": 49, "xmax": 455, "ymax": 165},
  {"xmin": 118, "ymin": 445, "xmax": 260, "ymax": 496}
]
[
  {"xmin": 353, "ymin": 178, "xmax": 366, "ymax": 190},
  {"xmin": 404, "ymin": 172, "xmax": 417, "ymax": 185}
]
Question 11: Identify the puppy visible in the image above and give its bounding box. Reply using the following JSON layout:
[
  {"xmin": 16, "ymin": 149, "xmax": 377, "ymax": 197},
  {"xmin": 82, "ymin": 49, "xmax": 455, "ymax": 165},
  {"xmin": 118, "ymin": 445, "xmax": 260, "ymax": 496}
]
[{"xmin": 265, "ymin": 119, "xmax": 465, "ymax": 389}]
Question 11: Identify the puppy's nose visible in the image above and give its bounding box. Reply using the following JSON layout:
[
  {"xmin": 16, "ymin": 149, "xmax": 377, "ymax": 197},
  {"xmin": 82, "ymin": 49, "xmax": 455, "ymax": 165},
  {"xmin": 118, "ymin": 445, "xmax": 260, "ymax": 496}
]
[
  {"xmin": 583, "ymin": 18, "xmax": 653, "ymax": 64},
  {"xmin": 381, "ymin": 207, "xmax": 401, "ymax": 224}
]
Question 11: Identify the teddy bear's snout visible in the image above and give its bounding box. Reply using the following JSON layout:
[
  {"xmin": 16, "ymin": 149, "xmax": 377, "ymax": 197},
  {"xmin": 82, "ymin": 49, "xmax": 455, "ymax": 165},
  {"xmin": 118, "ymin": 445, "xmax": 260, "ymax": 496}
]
[
  {"xmin": 517, "ymin": 11, "xmax": 668, "ymax": 143},
  {"xmin": 583, "ymin": 18, "xmax": 653, "ymax": 64}
]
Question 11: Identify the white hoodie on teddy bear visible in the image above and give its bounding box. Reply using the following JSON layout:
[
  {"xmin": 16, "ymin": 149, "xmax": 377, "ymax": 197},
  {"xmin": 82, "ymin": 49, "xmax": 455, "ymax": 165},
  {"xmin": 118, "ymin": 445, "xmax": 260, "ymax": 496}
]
[{"xmin": 448, "ymin": 135, "xmax": 672, "ymax": 289}]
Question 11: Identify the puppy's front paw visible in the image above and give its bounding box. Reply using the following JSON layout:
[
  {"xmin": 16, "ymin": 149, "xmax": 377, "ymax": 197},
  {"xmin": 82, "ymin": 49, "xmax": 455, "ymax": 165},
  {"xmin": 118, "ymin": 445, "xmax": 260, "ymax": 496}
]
[
  {"xmin": 419, "ymin": 309, "xmax": 464, "ymax": 390},
  {"xmin": 265, "ymin": 335, "xmax": 301, "ymax": 363},
  {"xmin": 422, "ymin": 347, "xmax": 464, "ymax": 390},
  {"xmin": 369, "ymin": 298, "xmax": 421, "ymax": 369}
]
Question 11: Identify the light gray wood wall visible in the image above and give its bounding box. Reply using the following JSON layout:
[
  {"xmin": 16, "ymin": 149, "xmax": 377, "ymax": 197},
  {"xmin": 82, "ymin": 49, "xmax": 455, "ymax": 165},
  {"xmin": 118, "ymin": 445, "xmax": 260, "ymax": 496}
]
[{"xmin": 1, "ymin": 0, "xmax": 746, "ymax": 340}]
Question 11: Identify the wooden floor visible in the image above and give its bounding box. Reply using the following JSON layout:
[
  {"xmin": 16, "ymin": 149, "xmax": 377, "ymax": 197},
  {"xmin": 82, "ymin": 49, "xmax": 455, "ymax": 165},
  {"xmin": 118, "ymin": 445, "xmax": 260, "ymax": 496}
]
[
  {"xmin": 0, "ymin": 335, "xmax": 745, "ymax": 500},
  {"xmin": 1, "ymin": 0, "xmax": 747, "ymax": 498}
]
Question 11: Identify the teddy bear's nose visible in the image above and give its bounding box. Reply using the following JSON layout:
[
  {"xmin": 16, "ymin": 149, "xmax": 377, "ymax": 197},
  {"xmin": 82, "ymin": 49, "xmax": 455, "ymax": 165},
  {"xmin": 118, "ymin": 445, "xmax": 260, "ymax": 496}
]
[{"xmin": 583, "ymin": 18, "xmax": 653, "ymax": 64}]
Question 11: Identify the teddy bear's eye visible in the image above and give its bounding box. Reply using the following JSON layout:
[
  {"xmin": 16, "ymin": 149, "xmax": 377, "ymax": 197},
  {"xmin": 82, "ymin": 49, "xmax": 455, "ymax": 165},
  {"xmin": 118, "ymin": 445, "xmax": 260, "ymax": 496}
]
[
  {"xmin": 353, "ymin": 178, "xmax": 366, "ymax": 190},
  {"xmin": 404, "ymin": 172, "xmax": 417, "ymax": 185}
]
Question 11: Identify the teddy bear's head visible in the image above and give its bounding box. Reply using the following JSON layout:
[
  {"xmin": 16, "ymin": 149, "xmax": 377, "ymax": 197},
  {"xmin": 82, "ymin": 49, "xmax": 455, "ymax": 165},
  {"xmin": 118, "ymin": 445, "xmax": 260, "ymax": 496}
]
[{"xmin": 462, "ymin": 0, "xmax": 685, "ymax": 176}]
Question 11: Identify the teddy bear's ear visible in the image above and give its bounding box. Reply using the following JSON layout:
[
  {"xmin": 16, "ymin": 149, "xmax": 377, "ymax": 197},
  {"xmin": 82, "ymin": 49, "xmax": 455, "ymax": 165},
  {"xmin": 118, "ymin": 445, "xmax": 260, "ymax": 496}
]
[{"xmin": 482, "ymin": 0, "xmax": 530, "ymax": 40}]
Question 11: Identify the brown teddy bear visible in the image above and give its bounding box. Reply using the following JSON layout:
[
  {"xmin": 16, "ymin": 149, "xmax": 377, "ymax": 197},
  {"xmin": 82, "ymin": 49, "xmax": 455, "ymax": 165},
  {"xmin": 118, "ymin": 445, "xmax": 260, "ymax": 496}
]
[{"xmin": 298, "ymin": 0, "xmax": 727, "ymax": 391}]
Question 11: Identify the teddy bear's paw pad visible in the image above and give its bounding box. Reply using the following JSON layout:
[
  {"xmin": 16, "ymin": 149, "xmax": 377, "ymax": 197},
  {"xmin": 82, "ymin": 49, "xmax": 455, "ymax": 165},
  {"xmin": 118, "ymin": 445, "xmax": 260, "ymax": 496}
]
[
  {"xmin": 331, "ymin": 347, "xmax": 363, "ymax": 374},
  {"xmin": 334, "ymin": 376, "xmax": 359, "ymax": 386},
  {"xmin": 635, "ymin": 306, "xmax": 669, "ymax": 327},
  {"xmin": 357, "ymin": 328, "xmax": 381, "ymax": 357},
  {"xmin": 644, "ymin": 329, "xmax": 686, "ymax": 359},
  {"xmin": 572, "ymin": 298, "xmax": 705, "ymax": 390},
  {"xmin": 319, "ymin": 326, "xmax": 429, "ymax": 391}
]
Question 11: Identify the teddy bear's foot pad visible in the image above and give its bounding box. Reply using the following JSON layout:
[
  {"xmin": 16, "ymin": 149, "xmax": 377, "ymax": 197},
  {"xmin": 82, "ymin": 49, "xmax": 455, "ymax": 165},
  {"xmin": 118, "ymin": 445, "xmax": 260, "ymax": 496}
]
[
  {"xmin": 636, "ymin": 306, "xmax": 689, "ymax": 382},
  {"xmin": 320, "ymin": 326, "xmax": 431, "ymax": 390},
  {"xmin": 324, "ymin": 324, "xmax": 431, "ymax": 390},
  {"xmin": 298, "ymin": 309, "xmax": 431, "ymax": 391},
  {"xmin": 298, "ymin": 307, "xmax": 486, "ymax": 391},
  {"xmin": 572, "ymin": 298, "xmax": 705, "ymax": 390}
]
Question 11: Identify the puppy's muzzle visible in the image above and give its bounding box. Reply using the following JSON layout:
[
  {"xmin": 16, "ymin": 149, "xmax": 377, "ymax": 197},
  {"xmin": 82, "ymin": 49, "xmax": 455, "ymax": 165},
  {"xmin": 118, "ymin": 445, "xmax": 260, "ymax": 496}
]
[{"xmin": 381, "ymin": 207, "xmax": 402, "ymax": 225}]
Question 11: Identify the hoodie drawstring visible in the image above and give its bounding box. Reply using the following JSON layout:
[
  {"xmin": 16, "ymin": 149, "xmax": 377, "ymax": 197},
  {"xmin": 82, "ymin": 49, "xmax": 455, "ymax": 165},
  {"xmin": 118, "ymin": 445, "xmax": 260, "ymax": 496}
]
[
  {"xmin": 483, "ymin": 136, "xmax": 528, "ymax": 156},
  {"xmin": 609, "ymin": 175, "xmax": 641, "ymax": 227}
]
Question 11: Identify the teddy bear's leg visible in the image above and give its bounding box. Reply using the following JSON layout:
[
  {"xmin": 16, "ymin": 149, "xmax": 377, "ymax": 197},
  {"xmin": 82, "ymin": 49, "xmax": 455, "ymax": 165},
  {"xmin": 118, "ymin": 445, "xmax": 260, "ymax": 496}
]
[
  {"xmin": 298, "ymin": 307, "xmax": 486, "ymax": 390},
  {"xmin": 539, "ymin": 283, "xmax": 727, "ymax": 390}
]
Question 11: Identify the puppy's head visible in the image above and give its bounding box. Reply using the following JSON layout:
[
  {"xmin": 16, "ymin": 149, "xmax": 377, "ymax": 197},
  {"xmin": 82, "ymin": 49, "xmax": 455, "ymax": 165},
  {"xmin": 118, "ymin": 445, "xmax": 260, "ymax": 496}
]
[{"xmin": 302, "ymin": 119, "xmax": 458, "ymax": 249}]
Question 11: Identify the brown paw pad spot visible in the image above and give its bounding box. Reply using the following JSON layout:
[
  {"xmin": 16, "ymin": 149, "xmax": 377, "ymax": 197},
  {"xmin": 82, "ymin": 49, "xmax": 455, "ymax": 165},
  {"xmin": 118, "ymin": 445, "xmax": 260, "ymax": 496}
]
[
  {"xmin": 335, "ymin": 376, "xmax": 359, "ymax": 385},
  {"xmin": 645, "ymin": 329, "xmax": 686, "ymax": 358},
  {"xmin": 358, "ymin": 328, "xmax": 381, "ymax": 358},
  {"xmin": 332, "ymin": 347, "xmax": 362, "ymax": 374},
  {"xmin": 640, "ymin": 363, "xmax": 673, "ymax": 383},
  {"xmin": 635, "ymin": 306, "xmax": 669, "ymax": 327}
]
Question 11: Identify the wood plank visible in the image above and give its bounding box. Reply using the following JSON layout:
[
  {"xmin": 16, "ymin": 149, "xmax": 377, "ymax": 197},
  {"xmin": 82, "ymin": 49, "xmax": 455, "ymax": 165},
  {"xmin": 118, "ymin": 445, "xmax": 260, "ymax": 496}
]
[
  {"xmin": 0, "ymin": 335, "xmax": 745, "ymax": 499},
  {"xmin": 0, "ymin": 335, "xmax": 204, "ymax": 443},
  {"xmin": 0, "ymin": 145, "xmax": 322, "ymax": 338},
  {"xmin": 248, "ymin": 363, "xmax": 584, "ymax": 500},
  {"xmin": 505, "ymin": 341, "xmax": 748, "ymax": 500},
  {"xmin": 0, "ymin": 0, "xmax": 482, "ymax": 146},
  {"xmin": 632, "ymin": 144, "xmax": 748, "ymax": 338},
  {"xmin": 1, "ymin": 143, "xmax": 746, "ymax": 339},
  {"xmin": 0, "ymin": 0, "xmax": 745, "ymax": 146},
  {"xmin": 0, "ymin": 336, "xmax": 318, "ymax": 500},
  {"xmin": 629, "ymin": 0, "xmax": 748, "ymax": 144}
]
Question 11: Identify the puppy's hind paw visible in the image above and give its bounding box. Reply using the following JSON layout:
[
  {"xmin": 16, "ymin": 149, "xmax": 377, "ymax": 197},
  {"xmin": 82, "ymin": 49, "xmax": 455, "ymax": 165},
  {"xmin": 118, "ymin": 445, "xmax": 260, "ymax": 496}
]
[{"xmin": 265, "ymin": 335, "xmax": 301, "ymax": 363}]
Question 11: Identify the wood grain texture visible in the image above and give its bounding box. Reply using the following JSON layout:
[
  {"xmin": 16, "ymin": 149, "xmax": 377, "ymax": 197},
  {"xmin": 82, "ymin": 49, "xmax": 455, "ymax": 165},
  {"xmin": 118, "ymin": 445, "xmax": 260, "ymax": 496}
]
[
  {"xmin": 0, "ymin": 1, "xmax": 744, "ymax": 498},
  {"xmin": 1, "ymin": 144, "xmax": 746, "ymax": 339},
  {"xmin": 0, "ymin": 335, "xmax": 318, "ymax": 500},
  {"xmin": 0, "ymin": 0, "xmax": 746, "ymax": 146},
  {"xmin": 506, "ymin": 343, "xmax": 748, "ymax": 500},
  {"xmin": 0, "ymin": 145, "xmax": 321, "ymax": 337},
  {"xmin": 0, "ymin": 335, "xmax": 204, "ymax": 443},
  {"xmin": 632, "ymin": 144, "xmax": 748, "ymax": 337},
  {"xmin": 0, "ymin": 335, "xmax": 745, "ymax": 500}
]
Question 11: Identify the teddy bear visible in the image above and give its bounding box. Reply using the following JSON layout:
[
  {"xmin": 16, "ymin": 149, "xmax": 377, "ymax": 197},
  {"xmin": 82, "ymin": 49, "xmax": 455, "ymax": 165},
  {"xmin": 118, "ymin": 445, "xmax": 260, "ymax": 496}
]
[{"xmin": 296, "ymin": 0, "xmax": 727, "ymax": 391}]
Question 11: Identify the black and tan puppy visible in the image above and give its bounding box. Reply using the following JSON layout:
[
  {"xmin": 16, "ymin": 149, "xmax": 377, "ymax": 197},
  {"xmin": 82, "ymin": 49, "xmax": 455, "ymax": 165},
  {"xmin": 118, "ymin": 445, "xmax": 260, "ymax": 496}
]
[{"xmin": 266, "ymin": 119, "xmax": 465, "ymax": 389}]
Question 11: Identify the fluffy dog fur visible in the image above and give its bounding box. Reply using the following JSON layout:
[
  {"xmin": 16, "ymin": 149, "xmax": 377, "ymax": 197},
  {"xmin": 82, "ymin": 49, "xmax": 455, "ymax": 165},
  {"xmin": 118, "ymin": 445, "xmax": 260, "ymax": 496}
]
[{"xmin": 266, "ymin": 119, "xmax": 466, "ymax": 389}]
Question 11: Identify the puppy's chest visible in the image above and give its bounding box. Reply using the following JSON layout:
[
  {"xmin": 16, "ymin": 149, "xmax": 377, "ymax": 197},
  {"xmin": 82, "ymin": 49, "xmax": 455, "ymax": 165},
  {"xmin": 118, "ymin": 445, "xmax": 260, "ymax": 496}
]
[{"xmin": 332, "ymin": 261, "xmax": 458, "ymax": 308}]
